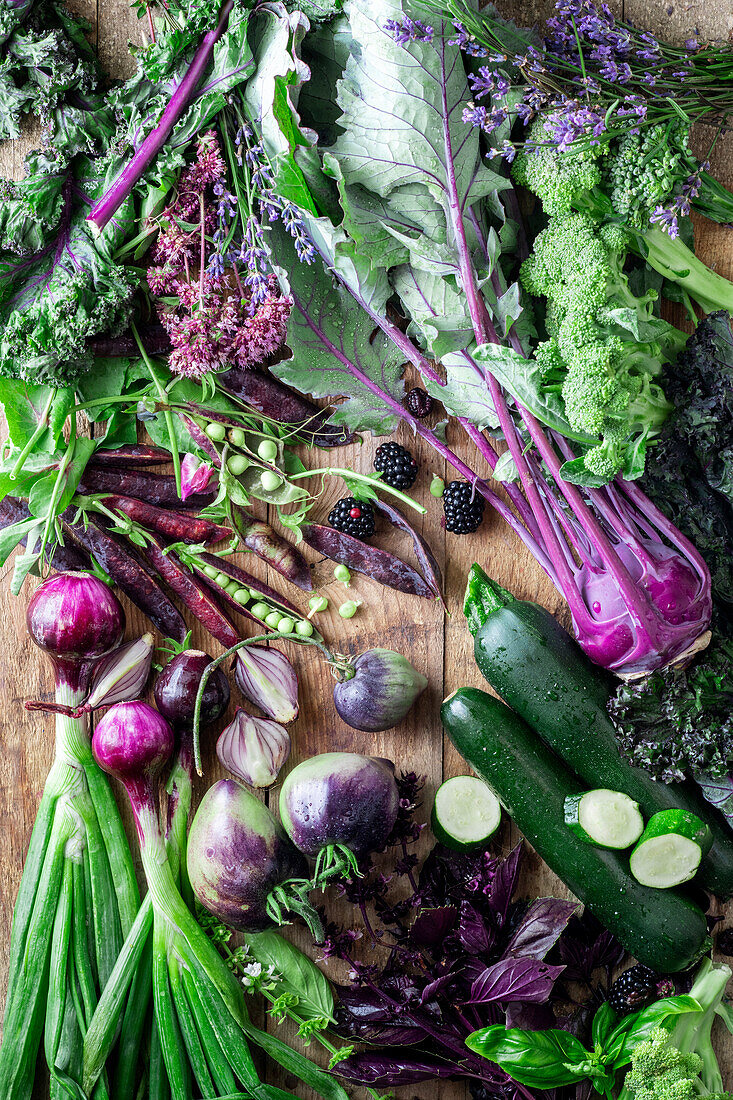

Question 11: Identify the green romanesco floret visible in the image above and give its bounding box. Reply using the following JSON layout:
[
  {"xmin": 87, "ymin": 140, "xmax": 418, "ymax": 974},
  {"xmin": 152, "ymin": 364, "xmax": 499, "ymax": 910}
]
[
  {"xmin": 511, "ymin": 119, "xmax": 604, "ymax": 215},
  {"xmin": 520, "ymin": 212, "xmax": 679, "ymax": 480},
  {"xmin": 625, "ymin": 1027, "xmax": 703, "ymax": 1100}
]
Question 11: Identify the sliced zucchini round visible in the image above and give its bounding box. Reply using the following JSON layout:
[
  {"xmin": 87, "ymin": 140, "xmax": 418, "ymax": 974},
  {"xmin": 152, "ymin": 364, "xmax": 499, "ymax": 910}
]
[
  {"xmin": 630, "ymin": 809, "xmax": 712, "ymax": 889},
  {"xmin": 432, "ymin": 775, "xmax": 501, "ymax": 851},
  {"xmin": 564, "ymin": 789, "xmax": 644, "ymax": 849}
]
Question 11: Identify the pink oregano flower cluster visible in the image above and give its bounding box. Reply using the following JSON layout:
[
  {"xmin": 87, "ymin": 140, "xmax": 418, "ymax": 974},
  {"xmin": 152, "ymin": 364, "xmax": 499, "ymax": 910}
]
[{"xmin": 147, "ymin": 132, "xmax": 291, "ymax": 380}]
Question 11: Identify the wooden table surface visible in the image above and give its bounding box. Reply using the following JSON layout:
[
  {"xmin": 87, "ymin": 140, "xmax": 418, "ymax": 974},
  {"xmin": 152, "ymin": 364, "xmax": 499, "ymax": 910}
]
[{"xmin": 1, "ymin": 0, "xmax": 732, "ymax": 1095}]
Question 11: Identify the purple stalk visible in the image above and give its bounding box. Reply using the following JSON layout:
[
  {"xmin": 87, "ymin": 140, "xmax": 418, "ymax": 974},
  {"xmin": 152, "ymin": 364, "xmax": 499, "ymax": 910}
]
[{"xmin": 87, "ymin": 0, "xmax": 235, "ymax": 234}]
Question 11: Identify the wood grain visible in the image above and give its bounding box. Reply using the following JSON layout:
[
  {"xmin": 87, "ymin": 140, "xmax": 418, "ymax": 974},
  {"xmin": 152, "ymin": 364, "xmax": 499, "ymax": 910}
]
[{"xmin": 0, "ymin": 0, "xmax": 732, "ymax": 1094}]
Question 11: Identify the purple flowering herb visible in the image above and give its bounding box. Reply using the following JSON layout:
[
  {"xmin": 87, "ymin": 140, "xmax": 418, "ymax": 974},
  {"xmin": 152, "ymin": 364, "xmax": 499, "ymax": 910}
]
[{"xmin": 384, "ymin": 16, "xmax": 434, "ymax": 45}]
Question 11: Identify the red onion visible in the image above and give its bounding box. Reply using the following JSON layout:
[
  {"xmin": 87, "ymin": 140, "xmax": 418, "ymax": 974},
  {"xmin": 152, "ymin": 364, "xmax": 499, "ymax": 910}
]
[
  {"xmin": 26, "ymin": 571, "xmax": 125, "ymax": 693},
  {"xmin": 235, "ymin": 645, "xmax": 298, "ymax": 723},
  {"xmin": 93, "ymin": 701, "xmax": 174, "ymax": 820},
  {"xmin": 216, "ymin": 709, "xmax": 291, "ymax": 788}
]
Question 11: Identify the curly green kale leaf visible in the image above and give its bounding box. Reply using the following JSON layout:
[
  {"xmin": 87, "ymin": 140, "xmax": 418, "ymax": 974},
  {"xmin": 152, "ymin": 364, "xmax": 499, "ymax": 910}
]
[
  {"xmin": 0, "ymin": 158, "xmax": 137, "ymax": 386},
  {"xmin": 608, "ymin": 634, "xmax": 733, "ymax": 823}
]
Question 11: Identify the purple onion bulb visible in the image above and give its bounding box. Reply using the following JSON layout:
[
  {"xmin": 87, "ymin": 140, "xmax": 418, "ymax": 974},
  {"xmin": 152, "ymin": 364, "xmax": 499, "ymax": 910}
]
[
  {"xmin": 92, "ymin": 701, "xmax": 174, "ymax": 810},
  {"xmin": 26, "ymin": 571, "xmax": 125, "ymax": 690}
]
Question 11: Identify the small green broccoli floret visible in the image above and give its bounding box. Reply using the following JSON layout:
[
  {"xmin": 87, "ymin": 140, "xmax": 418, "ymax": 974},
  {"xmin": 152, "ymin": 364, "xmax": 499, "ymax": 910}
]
[
  {"xmin": 604, "ymin": 124, "xmax": 690, "ymax": 233},
  {"xmin": 624, "ymin": 1027, "xmax": 703, "ymax": 1100},
  {"xmin": 511, "ymin": 119, "xmax": 604, "ymax": 215},
  {"xmin": 520, "ymin": 212, "xmax": 678, "ymax": 480}
]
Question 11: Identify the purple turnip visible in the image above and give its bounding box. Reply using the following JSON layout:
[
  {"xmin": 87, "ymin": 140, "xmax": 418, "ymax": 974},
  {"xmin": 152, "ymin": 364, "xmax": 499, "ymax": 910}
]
[
  {"xmin": 279, "ymin": 753, "xmax": 400, "ymax": 881},
  {"xmin": 332, "ymin": 649, "xmax": 427, "ymax": 732},
  {"xmin": 188, "ymin": 779, "xmax": 323, "ymax": 937}
]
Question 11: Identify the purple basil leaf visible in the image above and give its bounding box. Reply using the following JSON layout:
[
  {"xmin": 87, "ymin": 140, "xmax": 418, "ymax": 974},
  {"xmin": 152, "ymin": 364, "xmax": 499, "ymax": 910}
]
[
  {"xmin": 503, "ymin": 898, "xmax": 579, "ymax": 961},
  {"xmin": 468, "ymin": 957, "xmax": 566, "ymax": 1006},
  {"xmin": 421, "ymin": 973, "xmax": 455, "ymax": 1005},
  {"xmin": 459, "ymin": 901, "xmax": 494, "ymax": 955},
  {"xmin": 410, "ymin": 906, "xmax": 457, "ymax": 947},
  {"xmin": 335, "ymin": 1052, "xmax": 464, "ymax": 1086},
  {"xmin": 488, "ymin": 842, "xmax": 523, "ymax": 925},
  {"xmin": 372, "ymin": 498, "xmax": 443, "ymax": 599},
  {"xmin": 350, "ymin": 1023, "xmax": 430, "ymax": 1046},
  {"xmin": 334, "ymin": 985, "xmax": 394, "ymax": 1023}
]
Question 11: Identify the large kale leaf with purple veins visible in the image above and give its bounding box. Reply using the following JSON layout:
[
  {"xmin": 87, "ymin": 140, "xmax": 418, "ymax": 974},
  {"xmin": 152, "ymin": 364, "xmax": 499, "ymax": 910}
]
[{"xmin": 0, "ymin": 155, "xmax": 137, "ymax": 385}]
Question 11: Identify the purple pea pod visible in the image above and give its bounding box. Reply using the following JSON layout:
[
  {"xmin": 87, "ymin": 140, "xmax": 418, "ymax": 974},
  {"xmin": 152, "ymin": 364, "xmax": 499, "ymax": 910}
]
[
  {"xmin": 372, "ymin": 499, "xmax": 443, "ymax": 600},
  {"xmin": 279, "ymin": 753, "xmax": 400, "ymax": 883},
  {"xmin": 300, "ymin": 523, "xmax": 436, "ymax": 599},
  {"xmin": 231, "ymin": 506, "xmax": 313, "ymax": 592},
  {"xmin": 235, "ymin": 645, "xmax": 299, "ymax": 724}
]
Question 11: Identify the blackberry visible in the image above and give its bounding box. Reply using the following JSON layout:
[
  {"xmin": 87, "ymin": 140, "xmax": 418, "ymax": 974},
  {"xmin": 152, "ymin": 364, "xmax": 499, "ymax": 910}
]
[
  {"xmin": 405, "ymin": 387, "xmax": 433, "ymax": 418},
  {"xmin": 328, "ymin": 498, "xmax": 376, "ymax": 539},
  {"xmin": 608, "ymin": 965, "xmax": 674, "ymax": 1016},
  {"xmin": 443, "ymin": 481, "xmax": 485, "ymax": 534},
  {"xmin": 374, "ymin": 442, "xmax": 419, "ymax": 490}
]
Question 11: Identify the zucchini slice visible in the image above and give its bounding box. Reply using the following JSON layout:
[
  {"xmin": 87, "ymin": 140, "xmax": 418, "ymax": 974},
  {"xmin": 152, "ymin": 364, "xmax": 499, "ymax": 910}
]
[
  {"xmin": 432, "ymin": 775, "xmax": 501, "ymax": 851},
  {"xmin": 630, "ymin": 810, "xmax": 712, "ymax": 889},
  {"xmin": 565, "ymin": 789, "xmax": 644, "ymax": 849}
]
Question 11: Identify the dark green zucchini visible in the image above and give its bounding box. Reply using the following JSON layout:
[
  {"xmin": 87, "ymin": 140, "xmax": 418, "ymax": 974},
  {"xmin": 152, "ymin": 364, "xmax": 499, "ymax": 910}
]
[
  {"xmin": 464, "ymin": 564, "xmax": 733, "ymax": 899},
  {"xmin": 442, "ymin": 687, "xmax": 709, "ymax": 972}
]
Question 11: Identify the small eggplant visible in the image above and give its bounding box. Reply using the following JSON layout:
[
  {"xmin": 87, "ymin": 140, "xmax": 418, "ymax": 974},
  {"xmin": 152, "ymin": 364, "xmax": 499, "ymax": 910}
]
[
  {"xmin": 188, "ymin": 779, "xmax": 319, "ymax": 936},
  {"xmin": 333, "ymin": 649, "xmax": 428, "ymax": 732},
  {"xmin": 279, "ymin": 753, "xmax": 400, "ymax": 880}
]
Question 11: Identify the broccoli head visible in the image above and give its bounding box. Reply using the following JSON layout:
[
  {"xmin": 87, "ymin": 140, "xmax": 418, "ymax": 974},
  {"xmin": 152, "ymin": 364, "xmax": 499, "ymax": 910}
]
[
  {"xmin": 604, "ymin": 123, "xmax": 690, "ymax": 234},
  {"xmin": 625, "ymin": 1027, "xmax": 703, "ymax": 1100},
  {"xmin": 520, "ymin": 212, "xmax": 680, "ymax": 480},
  {"xmin": 511, "ymin": 119, "xmax": 604, "ymax": 216}
]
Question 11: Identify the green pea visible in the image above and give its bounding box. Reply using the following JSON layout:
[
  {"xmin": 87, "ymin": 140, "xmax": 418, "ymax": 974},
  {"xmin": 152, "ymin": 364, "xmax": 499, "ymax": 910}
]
[
  {"xmin": 430, "ymin": 475, "xmax": 445, "ymax": 498},
  {"xmin": 249, "ymin": 587, "xmax": 262, "ymax": 601},
  {"xmin": 295, "ymin": 619, "xmax": 314, "ymax": 637},
  {"xmin": 228, "ymin": 427, "xmax": 246, "ymax": 448},
  {"xmin": 203, "ymin": 564, "xmax": 219, "ymax": 580},
  {"xmin": 227, "ymin": 454, "xmax": 249, "ymax": 476},
  {"xmin": 233, "ymin": 589, "xmax": 250, "ymax": 606},
  {"xmin": 308, "ymin": 596, "xmax": 329, "ymax": 613},
  {"xmin": 277, "ymin": 616, "xmax": 295, "ymax": 634},
  {"xmin": 225, "ymin": 580, "xmax": 241, "ymax": 595},
  {"xmin": 260, "ymin": 470, "xmax": 283, "ymax": 492},
  {"xmin": 251, "ymin": 601, "xmax": 270, "ymax": 620},
  {"xmin": 257, "ymin": 439, "xmax": 279, "ymax": 463},
  {"xmin": 265, "ymin": 610, "xmax": 282, "ymax": 629},
  {"xmin": 338, "ymin": 600, "xmax": 360, "ymax": 619},
  {"xmin": 334, "ymin": 564, "xmax": 351, "ymax": 585},
  {"xmin": 215, "ymin": 572, "xmax": 230, "ymax": 588},
  {"xmin": 205, "ymin": 421, "xmax": 226, "ymax": 442}
]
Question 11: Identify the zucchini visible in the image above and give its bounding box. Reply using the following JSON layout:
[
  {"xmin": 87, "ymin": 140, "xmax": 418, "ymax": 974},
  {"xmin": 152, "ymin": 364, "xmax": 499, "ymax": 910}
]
[
  {"xmin": 432, "ymin": 776, "xmax": 501, "ymax": 851},
  {"xmin": 564, "ymin": 790, "xmax": 644, "ymax": 849},
  {"xmin": 441, "ymin": 686, "xmax": 709, "ymax": 972},
  {"xmin": 464, "ymin": 564, "xmax": 733, "ymax": 899},
  {"xmin": 630, "ymin": 810, "xmax": 712, "ymax": 888}
]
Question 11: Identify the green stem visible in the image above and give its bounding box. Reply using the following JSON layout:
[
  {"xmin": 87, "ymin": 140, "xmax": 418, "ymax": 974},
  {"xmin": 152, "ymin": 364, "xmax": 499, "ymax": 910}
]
[
  {"xmin": 290, "ymin": 467, "xmax": 426, "ymax": 514},
  {"xmin": 131, "ymin": 321, "xmax": 182, "ymax": 497},
  {"xmin": 10, "ymin": 389, "xmax": 57, "ymax": 480}
]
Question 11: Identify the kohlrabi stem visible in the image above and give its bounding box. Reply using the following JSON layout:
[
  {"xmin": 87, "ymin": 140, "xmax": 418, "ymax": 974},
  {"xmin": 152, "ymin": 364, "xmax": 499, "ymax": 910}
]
[{"xmin": 87, "ymin": 0, "xmax": 235, "ymax": 234}]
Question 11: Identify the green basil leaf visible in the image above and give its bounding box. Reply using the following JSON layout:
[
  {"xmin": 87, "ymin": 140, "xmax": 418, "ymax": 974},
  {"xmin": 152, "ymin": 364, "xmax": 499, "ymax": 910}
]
[
  {"xmin": 244, "ymin": 931, "xmax": 335, "ymax": 1024},
  {"xmin": 466, "ymin": 1025, "xmax": 592, "ymax": 1087},
  {"xmin": 608, "ymin": 995, "xmax": 701, "ymax": 1068},
  {"xmin": 592, "ymin": 1002, "xmax": 617, "ymax": 1050}
]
